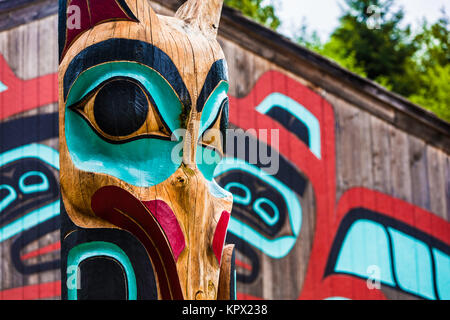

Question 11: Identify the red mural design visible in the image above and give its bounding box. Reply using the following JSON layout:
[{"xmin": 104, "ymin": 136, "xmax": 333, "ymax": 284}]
[
  {"xmin": 301, "ymin": 187, "xmax": 450, "ymax": 300},
  {"xmin": 1, "ymin": 53, "xmax": 449, "ymax": 300},
  {"xmin": 0, "ymin": 55, "xmax": 58, "ymax": 121},
  {"xmin": 228, "ymin": 70, "xmax": 450, "ymax": 300}
]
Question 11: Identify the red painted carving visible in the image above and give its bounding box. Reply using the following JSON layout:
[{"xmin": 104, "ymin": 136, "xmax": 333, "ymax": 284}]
[
  {"xmin": 143, "ymin": 200, "xmax": 186, "ymax": 262},
  {"xmin": 212, "ymin": 211, "xmax": 231, "ymax": 265},
  {"xmin": 61, "ymin": 0, "xmax": 137, "ymax": 60},
  {"xmin": 91, "ymin": 185, "xmax": 184, "ymax": 300}
]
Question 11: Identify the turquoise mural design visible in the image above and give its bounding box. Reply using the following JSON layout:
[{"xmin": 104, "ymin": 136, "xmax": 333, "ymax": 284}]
[
  {"xmin": 214, "ymin": 157, "xmax": 302, "ymax": 259},
  {"xmin": 255, "ymin": 92, "xmax": 321, "ymax": 159},
  {"xmin": 0, "ymin": 80, "xmax": 7, "ymax": 93},
  {"xmin": 334, "ymin": 219, "xmax": 450, "ymax": 300},
  {"xmin": 0, "ymin": 144, "xmax": 60, "ymax": 244}
]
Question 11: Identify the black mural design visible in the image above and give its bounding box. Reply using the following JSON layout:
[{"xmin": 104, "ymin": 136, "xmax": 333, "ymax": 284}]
[
  {"xmin": 226, "ymin": 233, "xmax": 260, "ymax": 284},
  {"xmin": 266, "ymin": 106, "xmax": 310, "ymax": 148},
  {"xmin": 218, "ymin": 130, "xmax": 308, "ymax": 285},
  {"xmin": 0, "ymin": 158, "xmax": 59, "ymax": 227},
  {"xmin": 325, "ymin": 208, "xmax": 450, "ymax": 300},
  {"xmin": 11, "ymin": 217, "xmax": 60, "ymax": 275},
  {"xmin": 0, "ymin": 113, "xmax": 60, "ymax": 279}
]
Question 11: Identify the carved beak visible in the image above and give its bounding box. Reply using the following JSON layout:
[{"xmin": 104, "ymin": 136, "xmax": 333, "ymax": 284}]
[{"xmin": 91, "ymin": 185, "xmax": 185, "ymax": 299}]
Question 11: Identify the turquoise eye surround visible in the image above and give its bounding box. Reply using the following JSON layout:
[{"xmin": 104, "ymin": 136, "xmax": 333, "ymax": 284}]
[
  {"xmin": 68, "ymin": 76, "xmax": 172, "ymax": 144},
  {"xmin": 66, "ymin": 62, "xmax": 183, "ymax": 139},
  {"xmin": 196, "ymin": 58, "xmax": 230, "ymax": 186},
  {"xmin": 65, "ymin": 62, "xmax": 184, "ymax": 187},
  {"xmin": 63, "ymin": 39, "xmax": 230, "ymax": 191},
  {"xmin": 197, "ymin": 83, "xmax": 229, "ymax": 185}
]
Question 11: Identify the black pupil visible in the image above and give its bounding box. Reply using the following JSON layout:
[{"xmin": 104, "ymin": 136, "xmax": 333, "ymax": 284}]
[
  {"xmin": 23, "ymin": 174, "xmax": 44, "ymax": 186},
  {"xmin": 94, "ymin": 79, "xmax": 149, "ymax": 136}
]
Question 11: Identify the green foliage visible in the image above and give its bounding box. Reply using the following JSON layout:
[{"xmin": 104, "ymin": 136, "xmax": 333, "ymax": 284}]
[
  {"xmin": 409, "ymin": 64, "xmax": 450, "ymax": 122},
  {"xmin": 328, "ymin": 0, "xmax": 417, "ymax": 95},
  {"xmin": 409, "ymin": 13, "xmax": 450, "ymax": 122},
  {"xmin": 296, "ymin": 0, "xmax": 450, "ymax": 122},
  {"xmin": 224, "ymin": 0, "xmax": 280, "ymax": 30},
  {"xmin": 296, "ymin": 20, "xmax": 368, "ymax": 78}
]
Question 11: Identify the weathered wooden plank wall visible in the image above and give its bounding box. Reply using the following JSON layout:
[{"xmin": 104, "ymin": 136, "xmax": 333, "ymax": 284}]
[
  {"xmin": 0, "ymin": 0, "xmax": 448, "ymax": 300},
  {"xmin": 0, "ymin": 12, "xmax": 59, "ymax": 299}
]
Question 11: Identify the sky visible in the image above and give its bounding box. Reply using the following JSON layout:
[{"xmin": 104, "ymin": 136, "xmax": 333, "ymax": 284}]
[{"xmin": 267, "ymin": 0, "xmax": 449, "ymax": 40}]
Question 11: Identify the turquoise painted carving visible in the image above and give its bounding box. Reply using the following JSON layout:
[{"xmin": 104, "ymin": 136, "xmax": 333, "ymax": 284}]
[
  {"xmin": 197, "ymin": 81, "xmax": 230, "ymax": 198},
  {"xmin": 198, "ymin": 81, "xmax": 229, "ymax": 137},
  {"xmin": 65, "ymin": 61, "xmax": 184, "ymax": 187}
]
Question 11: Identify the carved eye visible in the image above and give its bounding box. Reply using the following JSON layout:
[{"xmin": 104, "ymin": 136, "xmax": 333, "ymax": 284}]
[
  {"xmin": 200, "ymin": 97, "xmax": 229, "ymax": 156},
  {"xmin": 94, "ymin": 79, "xmax": 148, "ymax": 136},
  {"xmin": 69, "ymin": 77, "xmax": 170, "ymax": 142}
]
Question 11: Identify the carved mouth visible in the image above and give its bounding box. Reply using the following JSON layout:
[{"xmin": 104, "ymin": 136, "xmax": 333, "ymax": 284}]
[{"xmin": 91, "ymin": 185, "xmax": 185, "ymax": 300}]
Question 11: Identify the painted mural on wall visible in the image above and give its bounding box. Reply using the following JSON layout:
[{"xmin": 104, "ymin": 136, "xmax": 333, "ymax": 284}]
[
  {"xmin": 0, "ymin": 51, "xmax": 449, "ymax": 300},
  {"xmin": 218, "ymin": 70, "xmax": 450, "ymax": 300},
  {"xmin": 0, "ymin": 54, "xmax": 60, "ymax": 299}
]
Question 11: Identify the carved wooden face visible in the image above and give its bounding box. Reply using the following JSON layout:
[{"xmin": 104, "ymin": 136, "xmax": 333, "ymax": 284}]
[{"xmin": 59, "ymin": 0, "xmax": 233, "ymax": 300}]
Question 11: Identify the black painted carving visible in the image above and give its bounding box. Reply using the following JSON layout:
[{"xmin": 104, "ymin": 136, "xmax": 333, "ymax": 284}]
[
  {"xmin": 197, "ymin": 59, "xmax": 229, "ymax": 112},
  {"xmin": 61, "ymin": 204, "xmax": 158, "ymax": 300},
  {"xmin": 93, "ymin": 79, "xmax": 149, "ymax": 137},
  {"xmin": 78, "ymin": 257, "xmax": 127, "ymax": 300},
  {"xmin": 63, "ymin": 39, "xmax": 192, "ymax": 110},
  {"xmin": 220, "ymin": 98, "xmax": 229, "ymax": 152}
]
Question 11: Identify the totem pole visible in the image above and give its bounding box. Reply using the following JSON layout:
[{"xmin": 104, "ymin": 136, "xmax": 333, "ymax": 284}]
[{"xmin": 59, "ymin": 0, "xmax": 235, "ymax": 300}]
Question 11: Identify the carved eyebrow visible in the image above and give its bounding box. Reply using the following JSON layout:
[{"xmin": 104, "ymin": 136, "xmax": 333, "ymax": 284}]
[
  {"xmin": 63, "ymin": 39, "xmax": 191, "ymax": 108},
  {"xmin": 196, "ymin": 59, "xmax": 229, "ymax": 112}
]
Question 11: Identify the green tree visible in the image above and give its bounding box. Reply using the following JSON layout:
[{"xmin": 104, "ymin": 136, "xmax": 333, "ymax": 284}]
[
  {"xmin": 224, "ymin": 0, "xmax": 280, "ymax": 30},
  {"xmin": 295, "ymin": 19, "xmax": 368, "ymax": 78},
  {"xmin": 409, "ymin": 12, "xmax": 450, "ymax": 122},
  {"xmin": 325, "ymin": 0, "xmax": 417, "ymax": 96},
  {"xmin": 296, "ymin": 0, "xmax": 449, "ymax": 122}
]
